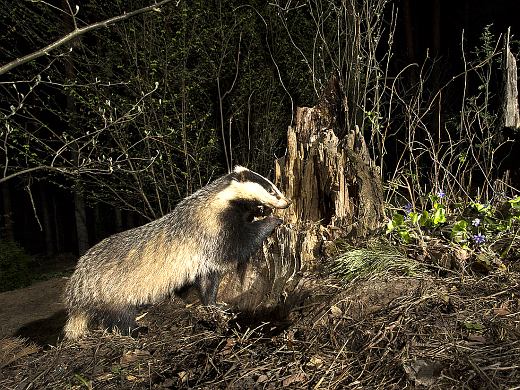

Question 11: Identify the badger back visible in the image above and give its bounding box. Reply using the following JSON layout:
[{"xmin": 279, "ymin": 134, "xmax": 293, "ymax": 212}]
[{"xmin": 64, "ymin": 166, "xmax": 289, "ymax": 309}]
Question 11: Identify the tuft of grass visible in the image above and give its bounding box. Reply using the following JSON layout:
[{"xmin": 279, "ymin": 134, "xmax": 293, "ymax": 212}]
[
  {"xmin": 0, "ymin": 337, "xmax": 39, "ymax": 369},
  {"xmin": 330, "ymin": 239, "xmax": 422, "ymax": 282}
]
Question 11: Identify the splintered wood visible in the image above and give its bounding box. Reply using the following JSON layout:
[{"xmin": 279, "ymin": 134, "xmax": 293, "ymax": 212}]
[
  {"xmin": 502, "ymin": 28, "xmax": 520, "ymax": 130},
  {"xmin": 275, "ymin": 105, "xmax": 383, "ymax": 236},
  {"xmin": 220, "ymin": 100, "xmax": 384, "ymax": 309}
]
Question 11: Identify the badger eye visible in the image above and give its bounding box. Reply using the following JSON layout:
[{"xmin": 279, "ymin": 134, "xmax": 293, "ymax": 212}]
[{"xmin": 268, "ymin": 187, "xmax": 276, "ymax": 195}]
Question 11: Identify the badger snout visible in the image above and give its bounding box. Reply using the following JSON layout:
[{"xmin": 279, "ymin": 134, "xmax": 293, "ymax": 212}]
[{"xmin": 275, "ymin": 197, "xmax": 292, "ymax": 209}]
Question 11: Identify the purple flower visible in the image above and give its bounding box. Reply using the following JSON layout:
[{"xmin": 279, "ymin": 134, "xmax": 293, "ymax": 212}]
[
  {"xmin": 437, "ymin": 189, "xmax": 446, "ymax": 199},
  {"xmin": 404, "ymin": 203, "xmax": 413, "ymax": 215},
  {"xmin": 472, "ymin": 233, "xmax": 486, "ymax": 245},
  {"xmin": 472, "ymin": 218, "xmax": 481, "ymax": 227}
]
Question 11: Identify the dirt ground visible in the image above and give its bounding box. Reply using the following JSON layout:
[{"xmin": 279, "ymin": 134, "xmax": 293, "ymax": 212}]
[
  {"xmin": 1, "ymin": 267, "xmax": 519, "ymax": 389},
  {"xmin": 0, "ymin": 278, "xmax": 68, "ymax": 342}
]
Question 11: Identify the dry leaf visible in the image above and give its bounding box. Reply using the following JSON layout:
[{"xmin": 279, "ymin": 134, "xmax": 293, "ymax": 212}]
[
  {"xmin": 220, "ymin": 338, "xmax": 235, "ymax": 356},
  {"xmin": 282, "ymin": 372, "xmax": 306, "ymax": 387},
  {"xmin": 94, "ymin": 373, "xmax": 113, "ymax": 382},
  {"xmin": 403, "ymin": 359, "xmax": 442, "ymax": 386},
  {"xmin": 120, "ymin": 349, "xmax": 150, "ymax": 365},
  {"xmin": 330, "ymin": 305, "xmax": 343, "ymax": 318},
  {"xmin": 493, "ymin": 306, "xmax": 510, "ymax": 316},
  {"xmin": 257, "ymin": 374, "xmax": 269, "ymax": 383},
  {"xmin": 467, "ymin": 334, "xmax": 487, "ymax": 343},
  {"xmin": 161, "ymin": 378, "xmax": 176, "ymax": 388},
  {"xmin": 307, "ymin": 355, "xmax": 323, "ymax": 368},
  {"xmin": 178, "ymin": 371, "xmax": 190, "ymax": 383}
]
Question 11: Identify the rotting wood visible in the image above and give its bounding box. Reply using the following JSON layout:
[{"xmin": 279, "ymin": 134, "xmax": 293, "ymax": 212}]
[
  {"xmin": 502, "ymin": 28, "xmax": 520, "ymax": 130},
  {"xmin": 221, "ymin": 80, "xmax": 384, "ymax": 309}
]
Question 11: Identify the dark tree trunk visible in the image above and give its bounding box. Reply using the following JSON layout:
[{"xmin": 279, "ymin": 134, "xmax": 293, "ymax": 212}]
[
  {"xmin": 93, "ymin": 203, "xmax": 102, "ymax": 243},
  {"xmin": 1, "ymin": 183, "xmax": 15, "ymax": 241},
  {"xmin": 40, "ymin": 187, "xmax": 55, "ymax": 256},
  {"xmin": 115, "ymin": 207, "xmax": 123, "ymax": 232},
  {"xmin": 74, "ymin": 191, "xmax": 89, "ymax": 255},
  {"xmin": 403, "ymin": 0, "xmax": 415, "ymax": 63},
  {"xmin": 432, "ymin": 0, "xmax": 441, "ymax": 57},
  {"xmin": 61, "ymin": 0, "xmax": 89, "ymax": 255},
  {"xmin": 52, "ymin": 196, "xmax": 63, "ymax": 253}
]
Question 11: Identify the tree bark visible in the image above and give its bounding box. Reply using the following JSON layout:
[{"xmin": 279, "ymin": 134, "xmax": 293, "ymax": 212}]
[
  {"xmin": 115, "ymin": 207, "xmax": 123, "ymax": 232},
  {"xmin": 502, "ymin": 28, "xmax": 520, "ymax": 130},
  {"xmin": 62, "ymin": 2, "xmax": 89, "ymax": 256},
  {"xmin": 275, "ymin": 106, "xmax": 383, "ymax": 233},
  {"xmin": 220, "ymin": 81, "xmax": 384, "ymax": 309},
  {"xmin": 52, "ymin": 196, "xmax": 63, "ymax": 253}
]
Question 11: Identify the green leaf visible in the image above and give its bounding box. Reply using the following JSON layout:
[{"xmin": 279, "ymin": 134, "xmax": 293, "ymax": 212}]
[
  {"xmin": 451, "ymin": 220, "xmax": 468, "ymax": 242},
  {"xmin": 420, "ymin": 210, "xmax": 430, "ymax": 227},
  {"xmin": 463, "ymin": 321, "xmax": 484, "ymax": 331},
  {"xmin": 472, "ymin": 202, "xmax": 492, "ymax": 216},
  {"xmin": 393, "ymin": 213, "xmax": 405, "ymax": 226},
  {"xmin": 386, "ymin": 219, "xmax": 396, "ymax": 233},
  {"xmin": 433, "ymin": 207, "xmax": 446, "ymax": 225},
  {"xmin": 398, "ymin": 230, "xmax": 412, "ymax": 243},
  {"xmin": 509, "ymin": 196, "xmax": 520, "ymax": 211},
  {"xmin": 409, "ymin": 212, "xmax": 420, "ymax": 225},
  {"xmin": 387, "ymin": 213, "xmax": 404, "ymax": 233}
]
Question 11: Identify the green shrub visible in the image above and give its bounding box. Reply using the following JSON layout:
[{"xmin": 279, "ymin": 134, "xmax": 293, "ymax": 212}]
[
  {"xmin": 386, "ymin": 193, "xmax": 520, "ymax": 271},
  {"xmin": 0, "ymin": 240, "xmax": 32, "ymax": 292}
]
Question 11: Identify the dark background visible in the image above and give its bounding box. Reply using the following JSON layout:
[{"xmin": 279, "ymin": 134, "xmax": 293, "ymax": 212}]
[{"xmin": 1, "ymin": 0, "xmax": 519, "ymax": 259}]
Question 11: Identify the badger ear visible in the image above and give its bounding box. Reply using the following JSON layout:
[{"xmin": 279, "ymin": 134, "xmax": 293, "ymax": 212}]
[
  {"xmin": 230, "ymin": 166, "xmax": 246, "ymax": 182},
  {"xmin": 233, "ymin": 165, "xmax": 248, "ymax": 173},
  {"xmin": 232, "ymin": 166, "xmax": 249, "ymax": 182}
]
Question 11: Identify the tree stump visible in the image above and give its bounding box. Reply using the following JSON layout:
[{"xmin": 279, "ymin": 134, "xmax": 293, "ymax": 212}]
[{"xmin": 219, "ymin": 89, "xmax": 384, "ymax": 309}]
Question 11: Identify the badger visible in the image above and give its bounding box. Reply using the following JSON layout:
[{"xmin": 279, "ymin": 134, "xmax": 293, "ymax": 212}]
[{"xmin": 63, "ymin": 166, "xmax": 290, "ymax": 340}]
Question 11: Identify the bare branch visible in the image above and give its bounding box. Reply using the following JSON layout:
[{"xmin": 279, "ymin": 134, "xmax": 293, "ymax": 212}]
[
  {"xmin": 0, "ymin": 166, "xmax": 71, "ymax": 184},
  {"xmin": 0, "ymin": 0, "xmax": 175, "ymax": 76}
]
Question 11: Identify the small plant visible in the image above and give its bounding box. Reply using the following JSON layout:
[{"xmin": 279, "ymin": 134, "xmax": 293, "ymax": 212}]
[
  {"xmin": 386, "ymin": 192, "xmax": 520, "ymax": 270},
  {"xmin": 386, "ymin": 190, "xmax": 448, "ymax": 244},
  {"xmin": 0, "ymin": 240, "xmax": 32, "ymax": 292}
]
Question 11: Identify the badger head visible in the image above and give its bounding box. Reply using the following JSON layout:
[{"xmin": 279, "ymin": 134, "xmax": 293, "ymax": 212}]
[{"xmin": 217, "ymin": 166, "xmax": 291, "ymax": 217}]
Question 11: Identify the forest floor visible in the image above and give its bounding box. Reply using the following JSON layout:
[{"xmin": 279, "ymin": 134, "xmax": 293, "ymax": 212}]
[{"xmin": 0, "ymin": 261, "xmax": 519, "ymax": 389}]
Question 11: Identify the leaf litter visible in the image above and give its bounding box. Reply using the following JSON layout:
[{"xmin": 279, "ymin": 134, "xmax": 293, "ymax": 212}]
[{"xmin": 0, "ymin": 264, "xmax": 519, "ymax": 389}]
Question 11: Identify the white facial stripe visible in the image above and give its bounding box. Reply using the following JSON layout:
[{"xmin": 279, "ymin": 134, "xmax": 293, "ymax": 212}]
[
  {"xmin": 217, "ymin": 180, "xmax": 288, "ymax": 208},
  {"xmin": 235, "ymin": 181, "xmax": 278, "ymax": 206}
]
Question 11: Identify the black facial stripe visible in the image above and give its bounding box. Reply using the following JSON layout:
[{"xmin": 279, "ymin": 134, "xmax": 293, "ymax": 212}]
[{"xmin": 240, "ymin": 170, "xmax": 275, "ymax": 192}]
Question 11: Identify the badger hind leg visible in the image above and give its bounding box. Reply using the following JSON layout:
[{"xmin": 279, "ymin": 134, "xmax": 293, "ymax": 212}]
[
  {"xmin": 196, "ymin": 271, "xmax": 221, "ymax": 306},
  {"xmin": 64, "ymin": 310, "xmax": 89, "ymax": 340},
  {"xmin": 103, "ymin": 307, "xmax": 138, "ymax": 336}
]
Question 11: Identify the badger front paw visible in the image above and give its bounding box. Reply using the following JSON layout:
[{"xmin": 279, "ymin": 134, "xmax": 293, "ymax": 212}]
[
  {"xmin": 263, "ymin": 215, "xmax": 283, "ymax": 231},
  {"xmin": 270, "ymin": 215, "xmax": 283, "ymax": 226}
]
